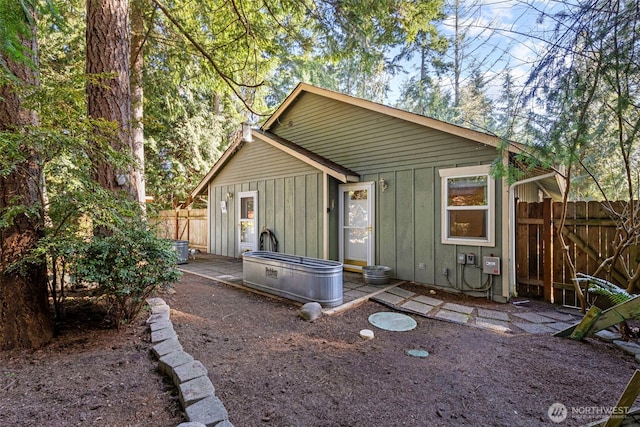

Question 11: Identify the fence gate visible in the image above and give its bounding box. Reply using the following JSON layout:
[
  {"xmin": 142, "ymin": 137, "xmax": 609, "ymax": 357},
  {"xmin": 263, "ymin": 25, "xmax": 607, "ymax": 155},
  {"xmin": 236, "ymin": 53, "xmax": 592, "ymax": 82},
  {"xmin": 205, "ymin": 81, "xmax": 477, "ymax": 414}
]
[{"xmin": 516, "ymin": 199, "xmax": 635, "ymax": 308}]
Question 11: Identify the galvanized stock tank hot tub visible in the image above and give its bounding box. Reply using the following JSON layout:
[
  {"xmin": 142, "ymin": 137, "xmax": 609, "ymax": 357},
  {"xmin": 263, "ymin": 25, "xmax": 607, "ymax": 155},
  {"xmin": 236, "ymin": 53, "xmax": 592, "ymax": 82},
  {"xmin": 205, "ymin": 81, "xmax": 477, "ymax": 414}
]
[{"xmin": 242, "ymin": 251, "xmax": 343, "ymax": 307}]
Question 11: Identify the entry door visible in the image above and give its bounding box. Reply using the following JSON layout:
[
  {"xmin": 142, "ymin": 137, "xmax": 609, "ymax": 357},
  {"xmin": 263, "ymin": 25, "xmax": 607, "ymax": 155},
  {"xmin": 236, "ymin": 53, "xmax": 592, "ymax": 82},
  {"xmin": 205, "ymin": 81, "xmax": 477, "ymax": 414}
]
[
  {"xmin": 238, "ymin": 191, "xmax": 258, "ymax": 254},
  {"xmin": 339, "ymin": 182, "xmax": 374, "ymax": 271}
]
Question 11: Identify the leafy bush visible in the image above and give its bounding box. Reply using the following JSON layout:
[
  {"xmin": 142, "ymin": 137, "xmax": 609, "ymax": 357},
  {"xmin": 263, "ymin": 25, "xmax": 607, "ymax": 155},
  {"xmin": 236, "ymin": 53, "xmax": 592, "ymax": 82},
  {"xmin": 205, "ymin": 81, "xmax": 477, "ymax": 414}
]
[
  {"xmin": 40, "ymin": 234, "xmax": 84, "ymax": 321},
  {"xmin": 75, "ymin": 222, "xmax": 181, "ymax": 327}
]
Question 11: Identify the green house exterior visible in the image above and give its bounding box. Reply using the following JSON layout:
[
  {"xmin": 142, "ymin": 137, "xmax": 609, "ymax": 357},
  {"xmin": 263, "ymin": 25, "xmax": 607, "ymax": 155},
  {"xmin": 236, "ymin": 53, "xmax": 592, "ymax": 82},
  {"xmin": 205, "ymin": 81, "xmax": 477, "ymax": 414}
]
[{"xmin": 192, "ymin": 83, "xmax": 562, "ymax": 302}]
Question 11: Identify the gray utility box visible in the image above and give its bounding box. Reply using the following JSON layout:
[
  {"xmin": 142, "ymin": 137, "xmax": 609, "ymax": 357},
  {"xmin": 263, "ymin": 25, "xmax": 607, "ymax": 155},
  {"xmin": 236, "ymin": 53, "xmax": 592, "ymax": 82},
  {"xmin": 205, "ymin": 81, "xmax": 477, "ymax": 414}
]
[{"xmin": 482, "ymin": 256, "xmax": 500, "ymax": 275}]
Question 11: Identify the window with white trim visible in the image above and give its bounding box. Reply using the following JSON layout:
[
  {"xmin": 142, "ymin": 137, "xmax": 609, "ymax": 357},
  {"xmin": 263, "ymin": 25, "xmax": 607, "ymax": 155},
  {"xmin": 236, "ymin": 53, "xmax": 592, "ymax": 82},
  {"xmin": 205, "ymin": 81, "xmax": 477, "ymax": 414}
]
[{"xmin": 439, "ymin": 165, "xmax": 495, "ymax": 246}]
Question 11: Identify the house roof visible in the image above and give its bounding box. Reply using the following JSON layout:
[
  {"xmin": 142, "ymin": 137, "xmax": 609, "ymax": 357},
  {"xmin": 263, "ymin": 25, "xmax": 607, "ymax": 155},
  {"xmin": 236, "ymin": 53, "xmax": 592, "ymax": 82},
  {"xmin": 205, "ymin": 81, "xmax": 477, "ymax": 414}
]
[
  {"xmin": 511, "ymin": 153, "xmax": 566, "ymax": 200},
  {"xmin": 191, "ymin": 82, "xmax": 563, "ymax": 200},
  {"xmin": 253, "ymin": 130, "xmax": 360, "ymax": 183},
  {"xmin": 190, "ymin": 129, "xmax": 359, "ymax": 197}
]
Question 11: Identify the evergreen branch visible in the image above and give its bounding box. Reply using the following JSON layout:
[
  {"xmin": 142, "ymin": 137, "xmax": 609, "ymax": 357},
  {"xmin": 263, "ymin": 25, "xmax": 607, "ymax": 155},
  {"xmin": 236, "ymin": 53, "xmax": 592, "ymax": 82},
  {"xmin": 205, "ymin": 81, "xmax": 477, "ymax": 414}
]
[
  {"xmin": 576, "ymin": 273, "xmax": 632, "ymax": 306},
  {"xmin": 150, "ymin": 0, "xmax": 266, "ymax": 116}
]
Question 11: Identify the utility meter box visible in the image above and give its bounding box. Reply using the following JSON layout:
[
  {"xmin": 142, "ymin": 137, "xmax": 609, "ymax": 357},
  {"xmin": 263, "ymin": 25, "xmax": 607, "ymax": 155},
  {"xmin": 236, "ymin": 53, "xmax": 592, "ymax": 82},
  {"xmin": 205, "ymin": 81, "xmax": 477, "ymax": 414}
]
[
  {"xmin": 483, "ymin": 256, "xmax": 501, "ymax": 275},
  {"xmin": 466, "ymin": 253, "xmax": 475, "ymax": 265}
]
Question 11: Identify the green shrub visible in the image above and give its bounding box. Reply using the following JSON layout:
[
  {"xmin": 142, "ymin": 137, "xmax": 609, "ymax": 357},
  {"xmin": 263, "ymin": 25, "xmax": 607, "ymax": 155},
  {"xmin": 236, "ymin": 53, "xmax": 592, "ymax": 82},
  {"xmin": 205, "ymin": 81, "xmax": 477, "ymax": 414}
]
[{"xmin": 75, "ymin": 222, "xmax": 181, "ymax": 327}]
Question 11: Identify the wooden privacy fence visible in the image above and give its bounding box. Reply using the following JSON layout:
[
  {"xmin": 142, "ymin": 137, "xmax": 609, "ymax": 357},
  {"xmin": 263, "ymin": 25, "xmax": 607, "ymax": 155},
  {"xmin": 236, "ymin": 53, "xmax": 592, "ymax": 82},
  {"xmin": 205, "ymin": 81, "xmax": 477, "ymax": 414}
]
[
  {"xmin": 516, "ymin": 199, "xmax": 639, "ymax": 307},
  {"xmin": 152, "ymin": 209, "xmax": 208, "ymax": 251}
]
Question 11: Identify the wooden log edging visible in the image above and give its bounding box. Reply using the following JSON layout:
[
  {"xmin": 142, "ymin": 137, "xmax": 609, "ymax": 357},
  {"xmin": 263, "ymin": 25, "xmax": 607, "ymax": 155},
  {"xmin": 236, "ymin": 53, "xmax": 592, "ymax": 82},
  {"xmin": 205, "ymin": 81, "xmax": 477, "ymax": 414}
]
[{"xmin": 146, "ymin": 297, "xmax": 234, "ymax": 427}]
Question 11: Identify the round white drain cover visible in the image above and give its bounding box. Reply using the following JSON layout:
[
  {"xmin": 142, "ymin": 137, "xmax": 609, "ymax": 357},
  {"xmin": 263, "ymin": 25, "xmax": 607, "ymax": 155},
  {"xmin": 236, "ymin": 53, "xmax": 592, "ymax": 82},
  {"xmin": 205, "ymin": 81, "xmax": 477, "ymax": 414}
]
[
  {"xmin": 368, "ymin": 312, "xmax": 417, "ymax": 331},
  {"xmin": 407, "ymin": 349, "xmax": 429, "ymax": 358}
]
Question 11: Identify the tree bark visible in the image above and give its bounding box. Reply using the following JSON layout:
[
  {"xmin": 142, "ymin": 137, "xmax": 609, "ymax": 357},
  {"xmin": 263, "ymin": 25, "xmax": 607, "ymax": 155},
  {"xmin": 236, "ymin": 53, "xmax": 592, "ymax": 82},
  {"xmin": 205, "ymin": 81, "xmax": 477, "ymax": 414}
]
[
  {"xmin": 86, "ymin": 0, "xmax": 137, "ymax": 200},
  {"xmin": 0, "ymin": 10, "xmax": 54, "ymax": 349},
  {"xmin": 130, "ymin": 0, "xmax": 146, "ymax": 208}
]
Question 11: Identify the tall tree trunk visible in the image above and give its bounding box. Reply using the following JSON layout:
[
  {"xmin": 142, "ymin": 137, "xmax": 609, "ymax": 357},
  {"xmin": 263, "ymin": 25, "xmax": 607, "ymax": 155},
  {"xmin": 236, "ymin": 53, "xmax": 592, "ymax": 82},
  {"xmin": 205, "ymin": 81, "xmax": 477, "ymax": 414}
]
[
  {"xmin": 86, "ymin": 0, "xmax": 137, "ymax": 200},
  {"xmin": 0, "ymin": 8, "xmax": 54, "ymax": 350},
  {"xmin": 419, "ymin": 36, "xmax": 427, "ymax": 116},
  {"xmin": 130, "ymin": 0, "xmax": 146, "ymax": 208},
  {"xmin": 453, "ymin": 0, "xmax": 461, "ymax": 108}
]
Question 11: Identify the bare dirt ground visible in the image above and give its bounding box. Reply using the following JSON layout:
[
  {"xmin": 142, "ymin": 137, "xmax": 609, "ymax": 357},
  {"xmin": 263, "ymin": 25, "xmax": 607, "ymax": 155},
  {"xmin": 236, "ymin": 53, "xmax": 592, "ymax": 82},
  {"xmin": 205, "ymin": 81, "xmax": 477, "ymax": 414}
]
[
  {"xmin": 2, "ymin": 272, "xmax": 639, "ymax": 427},
  {"xmin": 0, "ymin": 297, "xmax": 184, "ymax": 427}
]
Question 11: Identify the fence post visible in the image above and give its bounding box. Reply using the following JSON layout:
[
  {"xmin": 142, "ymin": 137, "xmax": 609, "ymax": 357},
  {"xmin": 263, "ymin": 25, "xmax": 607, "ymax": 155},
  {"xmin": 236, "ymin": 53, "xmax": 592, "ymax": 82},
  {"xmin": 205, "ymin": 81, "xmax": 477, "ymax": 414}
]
[
  {"xmin": 187, "ymin": 209, "xmax": 191, "ymax": 243},
  {"xmin": 174, "ymin": 210, "xmax": 179, "ymax": 240},
  {"xmin": 543, "ymin": 198, "xmax": 553, "ymax": 303}
]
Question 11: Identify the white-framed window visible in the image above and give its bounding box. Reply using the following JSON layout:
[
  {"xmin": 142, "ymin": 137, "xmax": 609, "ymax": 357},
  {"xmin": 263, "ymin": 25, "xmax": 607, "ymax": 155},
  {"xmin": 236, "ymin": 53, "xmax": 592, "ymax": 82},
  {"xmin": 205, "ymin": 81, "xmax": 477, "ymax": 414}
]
[{"xmin": 439, "ymin": 165, "xmax": 495, "ymax": 247}]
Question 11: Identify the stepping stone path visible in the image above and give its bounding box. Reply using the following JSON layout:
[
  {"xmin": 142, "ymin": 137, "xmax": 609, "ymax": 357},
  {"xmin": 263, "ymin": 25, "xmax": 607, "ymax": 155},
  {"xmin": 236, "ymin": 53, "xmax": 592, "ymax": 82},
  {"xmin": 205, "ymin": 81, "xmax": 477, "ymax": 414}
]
[
  {"xmin": 372, "ymin": 285, "xmax": 640, "ymax": 364},
  {"xmin": 370, "ymin": 286, "xmax": 583, "ymax": 336}
]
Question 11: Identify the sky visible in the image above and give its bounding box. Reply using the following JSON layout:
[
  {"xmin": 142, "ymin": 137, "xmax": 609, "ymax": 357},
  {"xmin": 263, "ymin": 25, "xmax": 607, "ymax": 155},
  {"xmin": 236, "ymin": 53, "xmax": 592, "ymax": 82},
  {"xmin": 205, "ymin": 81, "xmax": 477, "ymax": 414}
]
[{"xmin": 386, "ymin": 0, "xmax": 566, "ymax": 105}]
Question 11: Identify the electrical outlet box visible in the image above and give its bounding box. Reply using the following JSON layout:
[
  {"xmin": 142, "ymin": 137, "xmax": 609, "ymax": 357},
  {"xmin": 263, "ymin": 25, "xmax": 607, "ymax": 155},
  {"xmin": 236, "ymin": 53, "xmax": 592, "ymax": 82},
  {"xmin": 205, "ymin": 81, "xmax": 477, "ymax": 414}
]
[
  {"xmin": 483, "ymin": 256, "xmax": 501, "ymax": 275},
  {"xmin": 457, "ymin": 253, "xmax": 466, "ymax": 264},
  {"xmin": 466, "ymin": 253, "xmax": 475, "ymax": 265},
  {"xmin": 441, "ymin": 267, "xmax": 448, "ymax": 276}
]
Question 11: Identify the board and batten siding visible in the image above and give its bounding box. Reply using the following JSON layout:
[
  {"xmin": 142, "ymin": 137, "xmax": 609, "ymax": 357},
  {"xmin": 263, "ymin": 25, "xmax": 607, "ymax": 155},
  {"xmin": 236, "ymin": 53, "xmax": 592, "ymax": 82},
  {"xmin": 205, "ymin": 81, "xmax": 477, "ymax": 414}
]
[
  {"xmin": 272, "ymin": 92, "xmax": 506, "ymax": 297},
  {"xmin": 357, "ymin": 167, "xmax": 503, "ymax": 291},
  {"xmin": 271, "ymin": 93, "xmax": 497, "ymax": 173},
  {"xmin": 208, "ymin": 139, "xmax": 324, "ymax": 258}
]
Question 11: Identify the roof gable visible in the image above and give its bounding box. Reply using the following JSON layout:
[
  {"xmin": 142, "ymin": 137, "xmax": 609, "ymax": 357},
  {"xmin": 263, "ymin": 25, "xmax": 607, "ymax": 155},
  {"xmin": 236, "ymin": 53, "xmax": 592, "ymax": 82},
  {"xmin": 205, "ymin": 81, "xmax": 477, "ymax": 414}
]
[
  {"xmin": 254, "ymin": 130, "xmax": 359, "ymax": 182},
  {"xmin": 262, "ymin": 83, "xmax": 524, "ymax": 153},
  {"xmin": 190, "ymin": 130, "xmax": 359, "ymax": 197},
  {"xmin": 191, "ymin": 83, "xmax": 561, "ymax": 201}
]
